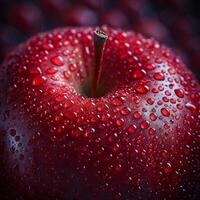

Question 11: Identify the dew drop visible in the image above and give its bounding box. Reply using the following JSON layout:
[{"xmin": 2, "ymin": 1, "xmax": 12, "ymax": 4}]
[
  {"xmin": 128, "ymin": 125, "xmax": 137, "ymax": 134},
  {"xmin": 177, "ymin": 104, "xmax": 183, "ymax": 110},
  {"xmin": 135, "ymin": 85, "xmax": 149, "ymax": 94},
  {"xmin": 185, "ymin": 103, "xmax": 197, "ymax": 114},
  {"xmin": 120, "ymin": 107, "xmax": 131, "ymax": 115},
  {"xmin": 101, "ymin": 114, "xmax": 110, "ymax": 121},
  {"xmin": 174, "ymin": 89, "xmax": 184, "ymax": 98},
  {"xmin": 50, "ymin": 56, "xmax": 64, "ymax": 66},
  {"xmin": 133, "ymin": 111, "xmax": 142, "ymax": 119},
  {"xmin": 43, "ymin": 43, "xmax": 54, "ymax": 50},
  {"xmin": 140, "ymin": 121, "xmax": 150, "ymax": 129},
  {"xmin": 145, "ymin": 64, "xmax": 155, "ymax": 70},
  {"xmin": 149, "ymin": 113, "xmax": 157, "ymax": 121},
  {"xmin": 153, "ymin": 72, "xmax": 165, "ymax": 81},
  {"xmin": 161, "ymin": 108, "xmax": 170, "ymax": 117},
  {"xmin": 132, "ymin": 69, "xmax": 146, "ymax": 80},
  {"xmin": 149, "ymin": 128, "xmax": 156, "ymax": 135},
  {"xmin": 112, "ymin": 97, "xmax": 123, "ymax": 106},
  {"xmin": 164, "ymin": 162, "xmax": 172, "ymax": 174},
  {"xmin": 147, "ymin": 98, "xmax": 154, "ymax": 105},
  {"xmin": 45, "ymin": 67, "xmax": 58, "ymax": 74},
  {"xmin": 116, "ymin": 118, "xmax": 125, "ymax": 127},
  {"xmin": 32, "ymin": 75, "xmax": 46, "ymax": 86},
  {"xmin": 29, "ymin": 67, "xmax": 42, "ymax": 75},
  {"xmin": 63, "ymin": 71, "xmax": 71, "ymax": 79}
]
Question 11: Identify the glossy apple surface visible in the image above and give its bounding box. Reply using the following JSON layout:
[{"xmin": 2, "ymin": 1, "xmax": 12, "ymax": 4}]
[{"xmin": 0, "ymin": 27, "xmax": 200, "ymax": 199}]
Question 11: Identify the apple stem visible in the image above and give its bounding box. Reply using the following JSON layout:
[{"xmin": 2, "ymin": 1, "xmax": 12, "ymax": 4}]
[{"xmin": 91, "ymin": 29, "xmax": 108, "ymax": 97}]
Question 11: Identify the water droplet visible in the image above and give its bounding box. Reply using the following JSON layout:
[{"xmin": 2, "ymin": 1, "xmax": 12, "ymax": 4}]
[
  {"xmin": 149, "ymin": 113, "xmax": 157, "ymax": 121},
  {"xmin": 45, "ymin": 67, "xmax": 58, "ymax": 74},
  {"xmin": 69, "ymin": 64, "xmax": 76, "ymax": 72},
  {"xmin": 101, "ymin": 114, "xmax": 110, "ymax": 121},
  {"xmin": 149, "ymin": 128, "xmax": 156, "ymax": 135},
  {"xmin": 161, "ymin": 108, "xmax": 170, "ymax": 117},
  {"xmin": 97, "ymin": 104, "xmax": 107, "ymax": 112},
  {"xmin": 140, "ymin": 121, "xmax": 150, "ymax": 129},
  {"xmin": 116, "ymin": 118, "xmax": 125, "ymax": 126},
  {"xmin": 135, "ymin": 85, "xmax": 149, "ymax": 94},
  {"xmin": 128, "ymin": 125, "xmax": 137, "ymax": 134},
  {"xmin": 63, "ymin": 71, "xmax": 71, "ymax": 79},
  {"xmin": 185, "ymin": 103, "xmax": 197, "ymax": 114},
  {"xmin": 174, "ymin": 89, "xmax": 184, "ymax": 98},
  {"xmin": 133, "ymin": 111, "xmax": 142, "ymax": 119},
  {"xmin": 120, "ymin": 107, "xmax": 131, "ymax": 115},
  {"xmin": 147, "ymin": 98, "xmax": 154, "ymax": 105},
  {"xmin": 43, "ymin": 43, "xmax": 54, "ymax": 50},
  {"xmin": 112, "ymin": 97, "xmax": 124, "ymax": 106},
  {"xmin": 145, "ymin": 64, "xmax": 155, "ymax": 70},
  {"xmin": 177, "ymin": 104, "xmax": 183, "ymax": 110},
  {"xmin": 153, "ymin": 72, "xmax": 165, "ymax": 81},
  {"xmin": 32, "ymin": 75, "xmax": 46, "ymax": 86},
  {"xmin": 29, "ymin": 67, "xmax": 42, "ymax": 75},
  {"xmin": 164, "ymin": 162, "xmax": 172, "ymax": 174},
  {"xmin": 132, "ymin": 69, "xmax": 146, "ymax": 79},
  {"xmin": 163, "ymin": 97, "xmax": 169, "ymax": 102},
  {"xmin": 50, "ymin": 56, "xmax": 64, "ymax": 66}
]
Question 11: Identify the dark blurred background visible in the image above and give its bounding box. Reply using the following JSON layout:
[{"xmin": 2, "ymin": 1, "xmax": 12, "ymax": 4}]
[
  {"xmin": 0, "ymin": 1, "xmax": 200, "ymax": 199},
  {"xmin": 0, "ymin": 0, "xmax": 200, "ymax": 80}
]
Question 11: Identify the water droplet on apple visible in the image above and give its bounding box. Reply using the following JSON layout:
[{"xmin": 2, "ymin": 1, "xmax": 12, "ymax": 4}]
[
  {"xmin": 32, "ymin": 75, "xmax": 46, "ymax": 86},
  {"xmin": 174, "ymin": 89, "xmax": 184, "ymax": 98},
  {"xmin": 132, "ymin": 69, "xmax": 146, "ymax": 79},
  {"xmin": 149, "ymin": 113, "xmax": 157, "ymax": 121},
  {"xmin": 149, "ymin": 128, "xmax": 156, "ymax": 135},
  {"xmin": 63, "ymin": 71, "xmax": 71, "ymax": 79},
  {"xmin": 164, "ymin": 162, "xmax": 172, "ymax": 174},
  {"xmin": 153, "ymin": 72, "xmax": 165, "ymax": 81},
  {"xmin": 128, "ymin": 125, "xmax": 136, "ymax": 134},
  {"xmin": 112, "ymin": 97, "xmax": 124, "ymax": 106},
  {"xmin": 140, "ymin": 121, "xmax": 150, "ymax": 129},
  {"xmin": 45, "ymin": 67, "xmax": 58, "ymax": 74},
  {"xmin": 135, "ymin": 85, "xmax": 149, "ymax": 94},
  {"xmin": 147, "ymin": 98, "xmax": 154, "ymax": 105},
  {"xmin": 145, "ymin": 64, "xmax": 155, "ymax": 70},
  {"xmin": 185, "ymin": 102, "xmax": 197, "ymax": 113},
  {"xmin": 133, "ymin": 111, "xmax": 142, "ymax": 119},
  {"xmin": 42, "ymin": 43, "xmax": 54, "ymax": 50},
  {"xmin": 29, "ymin": 67, "xmax": 42, "ymax": 75},
  {"xmin": 50, "ymin": 56, "xmax": 64, "ymax": 66},
  {"xmin": 161, "ymin": 108, "xmax": 170, "ymax": 117},
  {"xmin": 120, "ymin": 107, "xmax": 131, "ymax": 115},
  {"xmin": 115, "ymin": 118, "xmax": 124, "ymax": 126}
]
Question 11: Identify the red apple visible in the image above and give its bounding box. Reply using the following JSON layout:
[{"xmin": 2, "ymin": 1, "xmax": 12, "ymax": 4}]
[{"xmin": 0, "ymin": 26, "xmax": 200, "ymax": 200}]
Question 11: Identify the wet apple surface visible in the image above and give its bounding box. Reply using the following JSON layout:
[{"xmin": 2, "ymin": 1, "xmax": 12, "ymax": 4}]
[{"xmin": 0, "ymin": 27, "xmax": 200, "ymax": 199}]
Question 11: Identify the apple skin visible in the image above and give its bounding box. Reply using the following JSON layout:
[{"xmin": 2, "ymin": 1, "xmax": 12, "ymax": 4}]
[{"xmin": 0, "ymin": 26, "xmax": 200, "ymax": 200}]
